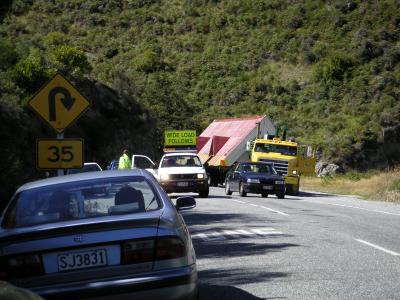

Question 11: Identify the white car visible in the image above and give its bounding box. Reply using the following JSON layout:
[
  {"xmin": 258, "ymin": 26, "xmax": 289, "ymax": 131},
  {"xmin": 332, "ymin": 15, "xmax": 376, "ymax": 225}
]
[
  {"xmin": 66, "ymin": 162, "xmax": 102, "ymax": 175},
  {"xmin": 157, "ymin": 152, "xmax": 209, "ymax": 198}
]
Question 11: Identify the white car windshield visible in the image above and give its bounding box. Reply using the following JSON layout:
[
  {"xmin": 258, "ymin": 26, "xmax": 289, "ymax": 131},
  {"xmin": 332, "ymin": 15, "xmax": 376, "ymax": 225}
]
[
  {"xmin": 2, "ymin": 176, "xmax": 161, "ymax": 229},
  {"xmin": 161, "ymin": 155, "xmax": 202, "ymax": 168}
]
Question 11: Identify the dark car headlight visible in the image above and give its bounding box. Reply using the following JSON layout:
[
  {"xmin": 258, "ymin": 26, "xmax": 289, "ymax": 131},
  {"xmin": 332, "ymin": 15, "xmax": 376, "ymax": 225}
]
[{"xmin": 275, "ymin": 180, "xmax": 285, "ymax": 185}]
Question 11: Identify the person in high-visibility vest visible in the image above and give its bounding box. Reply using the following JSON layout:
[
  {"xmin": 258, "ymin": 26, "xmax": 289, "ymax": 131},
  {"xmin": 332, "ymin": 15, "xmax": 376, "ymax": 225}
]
[{"xmin": 118, "ymin": 149, "xmax": 131, "ymax": 170}]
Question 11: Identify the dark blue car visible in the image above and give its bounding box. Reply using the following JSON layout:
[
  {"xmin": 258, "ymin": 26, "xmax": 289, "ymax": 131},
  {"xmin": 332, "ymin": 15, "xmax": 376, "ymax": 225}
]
[{"xmin": 225, "ymin": 162, "xmax": 286, "ymax": 198}]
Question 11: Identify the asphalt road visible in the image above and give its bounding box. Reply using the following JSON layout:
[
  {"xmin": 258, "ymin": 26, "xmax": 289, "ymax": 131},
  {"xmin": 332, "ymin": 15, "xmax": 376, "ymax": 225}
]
[{"xmin": 176, "ymin": 187, "xmax": 400, "ymax": 300}]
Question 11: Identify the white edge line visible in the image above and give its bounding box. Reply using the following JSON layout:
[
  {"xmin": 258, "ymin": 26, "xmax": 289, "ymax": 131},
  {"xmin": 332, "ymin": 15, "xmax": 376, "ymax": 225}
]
[
  {"xmin": 317, "ymin": 202, "xmax": 400, "ymax": 216},
  {"xmin": 229, "ymin": 199, "xmax": 289, "ymax": 216},
  {"xmin": 355, "ymin": 239, "xmax": 400, "ymax": 256}
]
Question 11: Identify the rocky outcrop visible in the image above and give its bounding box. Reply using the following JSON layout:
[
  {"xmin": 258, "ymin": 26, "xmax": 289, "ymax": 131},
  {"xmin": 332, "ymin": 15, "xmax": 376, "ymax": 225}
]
[{"xmin": 315, "ymin": 161, "xmax": 344, "ymax": 177}]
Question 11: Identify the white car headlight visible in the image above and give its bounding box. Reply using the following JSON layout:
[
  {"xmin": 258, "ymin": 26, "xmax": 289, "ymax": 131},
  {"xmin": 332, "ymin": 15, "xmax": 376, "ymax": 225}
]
[
  {"xmin": 292, "ymin": 170, "xmax": 298, "ymax": 175},
  {"xmin": 247, "ymin": 178, "xmax": 260, "ymax": 183},
  {"xmin": 275, "ymin": 180, "xmax": 285, "ymax": 185},
  {"xmin": 160, "ymin": 174, "xmax": 170, "ymax": 181},
  {"xmin": 197, "ymin": 173, "xmax": 205, "ymax": 179}
]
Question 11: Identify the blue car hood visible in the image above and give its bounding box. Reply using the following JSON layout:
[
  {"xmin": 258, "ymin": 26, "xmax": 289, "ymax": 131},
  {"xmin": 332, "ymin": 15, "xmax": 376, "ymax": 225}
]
[{"xmin": 242, "ymin": 173, "xmax": 283, "ymax": 181}]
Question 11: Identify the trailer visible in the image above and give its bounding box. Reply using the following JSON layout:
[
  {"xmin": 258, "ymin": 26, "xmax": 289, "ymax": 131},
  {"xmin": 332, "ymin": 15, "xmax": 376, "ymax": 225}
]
[{"xmin": 197, "ymin": 115, "xmax": 276, "ymax": 186}]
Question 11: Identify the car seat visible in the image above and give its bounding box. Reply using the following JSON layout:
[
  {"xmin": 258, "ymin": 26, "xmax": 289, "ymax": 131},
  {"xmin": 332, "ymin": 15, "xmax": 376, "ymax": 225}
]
[
  {"xmin": 114, "ymin": 185, "xmax": 145, "ymax": 212},
  {"xmin": 48, "ymin": 190, "xmax": 71, "ymax": 220},
  {"xmin": 187, "ymin": 158, "xmax": 195, "ymax": 166}
]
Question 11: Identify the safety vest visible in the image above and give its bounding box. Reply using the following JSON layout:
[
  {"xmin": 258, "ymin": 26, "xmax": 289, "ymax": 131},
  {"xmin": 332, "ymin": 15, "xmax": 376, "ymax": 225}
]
[{"xmin": 118, "ymin": 154, "xmax": 131, "ymax": 170}]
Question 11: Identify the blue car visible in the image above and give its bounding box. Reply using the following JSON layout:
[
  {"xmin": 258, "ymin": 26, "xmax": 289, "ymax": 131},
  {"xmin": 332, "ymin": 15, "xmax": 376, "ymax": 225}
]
[
  {"xmin": 0, "ymin": 170, "xmax": 198, "ymax": 300},
  {"xmin": 225, "ymin": 162, "xmax": 286, "ymax": 198}
]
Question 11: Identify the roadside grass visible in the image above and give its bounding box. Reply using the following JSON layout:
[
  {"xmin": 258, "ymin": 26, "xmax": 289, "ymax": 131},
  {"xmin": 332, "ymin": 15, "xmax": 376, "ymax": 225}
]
[{"xmin": 301, "ymin": 170, "xmax": 400, "ymax": 203}]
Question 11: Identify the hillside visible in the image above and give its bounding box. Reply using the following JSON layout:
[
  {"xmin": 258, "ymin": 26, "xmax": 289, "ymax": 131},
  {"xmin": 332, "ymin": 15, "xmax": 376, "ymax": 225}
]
[{"xmin": 1, "ymin": 0, "xmax": 400, "ymax": 203}]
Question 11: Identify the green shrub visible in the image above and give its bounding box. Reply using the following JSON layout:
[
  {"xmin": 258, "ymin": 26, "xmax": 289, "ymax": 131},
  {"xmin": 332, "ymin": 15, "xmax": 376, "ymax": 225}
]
[
  {"xmin": 43, "ymin": 32, "xmax": 69, "ymax": 48},
  {"xmin": 0, "ymin": 40, "xmax": 18, "ymax": 70},
  {"xmin": 134, "ymin": 49, "xmax": 161, "ymax": 73},
  {"xmin": 51, "ymin": 45, "xmax": 92, "ymax": 76},
  {"xmin": 312, "ymin": 52, "xmax": 355, "ymax": 83},
  {"xmin": 12, "ymin": 50, "xmax": 50, "ymax": 94}
]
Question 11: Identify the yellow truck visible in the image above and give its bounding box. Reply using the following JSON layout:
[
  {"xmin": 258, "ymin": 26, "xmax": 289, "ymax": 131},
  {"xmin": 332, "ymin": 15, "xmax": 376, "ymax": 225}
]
[{"xmin": 250, "ymin": 137, "xmax": 316, "ymax": 195}]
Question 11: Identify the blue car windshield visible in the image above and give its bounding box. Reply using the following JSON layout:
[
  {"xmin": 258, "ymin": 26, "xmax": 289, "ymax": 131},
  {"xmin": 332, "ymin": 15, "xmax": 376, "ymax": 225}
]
[{"xmin": 2, "ymin": 176, "xmax": 161, "ymax": 229}]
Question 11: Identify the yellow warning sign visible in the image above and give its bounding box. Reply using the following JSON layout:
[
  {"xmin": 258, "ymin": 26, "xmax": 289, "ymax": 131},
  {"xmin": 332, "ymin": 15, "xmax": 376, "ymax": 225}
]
[
  {"xmin": 164, "ymin": 130, "xmax": 196, "ymax": 146},
  {"xmin": 37, "ymin": 139, "xmax": 83, "ymax": 169},
  {"xmin": 28, "ymin": 73, "xmax": 91, "ymax": 133}
]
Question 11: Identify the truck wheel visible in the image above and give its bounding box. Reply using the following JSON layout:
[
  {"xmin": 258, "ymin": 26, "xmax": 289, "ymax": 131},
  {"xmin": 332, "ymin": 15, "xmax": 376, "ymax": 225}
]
[
  {"xmin": 276, "ymin": 193, "xmax": 285, "ymax": 199},
  {"xmin": 261, "ymin": 192, "xmax": 268, "ymax": 198},
  {"xmin": 286, "ymin": 184, "xmax": 299, "ymax": 196},
  {"xmin": 293, "ymin": 185, "xmax": 299, "ymax": 196},
  {"xmin": 209, "ymin": 175, "xmax": 218, "ymax": 187},
  {"xmin": 225, "ymin": 181, "xmax": 232, "ymax": 195},
  {"xmin": 239, "ymin": 183, "xmax": 247, "ymax": 197},
  {"xmin": 199, "ymin": 187, "xmax": 209, "ymax": 198}
]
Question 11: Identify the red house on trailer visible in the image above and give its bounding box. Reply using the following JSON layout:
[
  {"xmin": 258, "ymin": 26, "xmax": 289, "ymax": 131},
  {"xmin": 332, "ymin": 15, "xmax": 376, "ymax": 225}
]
[{"xmin": 197, "ymin": 115, "xmax": 275, "ymax": 186}]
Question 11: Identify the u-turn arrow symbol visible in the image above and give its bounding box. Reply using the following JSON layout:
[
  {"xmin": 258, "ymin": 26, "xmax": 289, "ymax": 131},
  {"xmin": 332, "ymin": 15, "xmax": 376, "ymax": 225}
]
[{"xmin": 48, "ymin": 86, "xmax": 75, "ymax": 121}]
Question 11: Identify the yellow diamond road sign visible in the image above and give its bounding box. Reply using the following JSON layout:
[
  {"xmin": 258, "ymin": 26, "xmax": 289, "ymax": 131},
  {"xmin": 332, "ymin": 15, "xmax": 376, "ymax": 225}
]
[{"xmin": 28, "ymin": 73, "xmax": 91, "ymax": 133}]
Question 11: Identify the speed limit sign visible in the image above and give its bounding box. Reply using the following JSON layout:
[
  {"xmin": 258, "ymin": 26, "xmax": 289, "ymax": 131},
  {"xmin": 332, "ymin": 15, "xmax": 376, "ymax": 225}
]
[{"xmin": 37, "ymin": 139, "xmax": 84, "ymax": 169}]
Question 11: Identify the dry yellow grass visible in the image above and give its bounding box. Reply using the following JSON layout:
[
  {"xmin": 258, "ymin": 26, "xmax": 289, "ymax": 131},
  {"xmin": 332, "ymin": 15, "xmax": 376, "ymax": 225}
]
[{"xmin": 301, "ymin": 170, "xmax": 400, "ymax": 203}]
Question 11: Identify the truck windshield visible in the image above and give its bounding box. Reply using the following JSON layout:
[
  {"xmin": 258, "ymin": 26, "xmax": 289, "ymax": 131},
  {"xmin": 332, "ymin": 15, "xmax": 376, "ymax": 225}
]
[{"xmin": 254, "ymin": 143, "xmax": 297, "ymax": 156}]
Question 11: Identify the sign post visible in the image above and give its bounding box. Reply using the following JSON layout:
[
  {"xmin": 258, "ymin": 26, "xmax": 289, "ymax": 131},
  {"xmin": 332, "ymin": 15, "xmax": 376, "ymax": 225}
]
[
  {"xmin": 28, "ymin": 73, "xmax": 91, "ymax": 175},
  {"xmin": 57, "ymin": 133, "xmax": 64, "ymax": 176}
]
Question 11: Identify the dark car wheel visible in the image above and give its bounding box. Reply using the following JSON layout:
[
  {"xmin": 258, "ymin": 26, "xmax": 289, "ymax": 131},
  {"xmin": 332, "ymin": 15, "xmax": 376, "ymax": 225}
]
[
  {"xmin": 261, "ymin": 192, "xmax": 268, "ymax": 198},
  {"xmin": 239, "ymin": 182, "xmax": 247, "ymax": 197},
  {"xmin": 225, "ymin": 181, "xmax": 232, "ymax": 195},
  {"xmin": 276, "ymin": 193, "xmax": 285, "ymax": 199}
]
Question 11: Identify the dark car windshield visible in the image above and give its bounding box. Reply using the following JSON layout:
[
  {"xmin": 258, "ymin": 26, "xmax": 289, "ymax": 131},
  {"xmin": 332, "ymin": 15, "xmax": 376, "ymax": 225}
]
[
  {"xmin": 254, "ymin": 143, "xmax": 297, "ymax": 156},
  {"xmin": 2, "ymin": 176, "xmax": 161, "ymax": 229},
  {"xmin": 161, "ymin": 155, "xmax": 202, "ymax": 168},
  {"xmin": 240, "ymin": 163, "xmax": 277, "ymax": 175}
]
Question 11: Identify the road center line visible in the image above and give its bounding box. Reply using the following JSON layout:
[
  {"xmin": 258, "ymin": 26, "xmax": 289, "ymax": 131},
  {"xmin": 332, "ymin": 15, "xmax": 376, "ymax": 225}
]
[
  {"xmin": 355, "ymin": 239, "xmax": 400, "ymax": 256},
  {"xmin": 228, "ymin": 199, "xmax": 289, "ymax": 216},
  {"xmin": 260, "ymin": 206, "xmax": 289, "ymax": 216},
  {"xmin": 231, "ymin": 199, "xmax": 247, "ymax": 204},
  {"xmin": 321, "ymin": 203, "xmax": 400, "ymax": 216}
]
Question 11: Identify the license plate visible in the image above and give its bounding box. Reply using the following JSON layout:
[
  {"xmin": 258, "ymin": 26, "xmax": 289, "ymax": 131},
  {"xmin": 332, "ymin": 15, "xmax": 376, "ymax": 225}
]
[
  {"xmin": 177, "ymin": 182, "xmax": 189, "ymax": 187},
  {"xmin": 263, "ymin": 185, "xmax": 273, "ymax": 190},
  {"xmin": 57, "ymin": 249, "xmax": 107, "ymax": 272}
]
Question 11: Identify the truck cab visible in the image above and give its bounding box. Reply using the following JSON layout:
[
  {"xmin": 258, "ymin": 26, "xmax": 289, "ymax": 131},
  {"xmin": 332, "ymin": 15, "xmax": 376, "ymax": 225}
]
[{"xmin": 251, "ymin": 138, "xmax": 315, "ymax": 195}]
